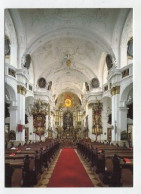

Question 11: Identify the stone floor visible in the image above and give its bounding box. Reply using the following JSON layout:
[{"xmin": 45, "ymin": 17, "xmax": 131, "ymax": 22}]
[
  {"xmin": 75, "ymin": 149, "xmax": 104, "ymax": 187},
  {"xmin": 34, "ymin": 150, "xmax": 61, "ymax": 187}
]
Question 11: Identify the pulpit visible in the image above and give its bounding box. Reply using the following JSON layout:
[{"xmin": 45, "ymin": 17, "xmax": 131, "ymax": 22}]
[{"xmin": 28, "ymin": 99, "xmax": 48, "ymax": 141}]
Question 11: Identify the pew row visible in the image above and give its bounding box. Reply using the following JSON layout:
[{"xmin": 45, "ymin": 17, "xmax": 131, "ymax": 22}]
[
  {"xmin": 77, "ymin": 142, "xmax": 133, "ymax": 187},
  {"xmin": 5, "ymin": 141, "xmax": 60, "ymax": 187}
]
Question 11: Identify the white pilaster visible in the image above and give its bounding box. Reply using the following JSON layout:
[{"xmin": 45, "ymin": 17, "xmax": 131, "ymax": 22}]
[
  {"xmin": 111, "ymin": 93, "xmax": 120, "ymax": 142},
  {"xmin": 9, "ymin": 105, "xmax": 17, "ymax": 132},
  {"xmin": 119, "ymin": 106, "xmax": 129, "ymax": 140},
  {"xmin": 88, "ymin": 107, "xmax": 95, "ymax": 141},
  {"xmin": 101, "ymin": 110, "xmax": 108, "ymax": 142},
  {"xmin": 17, "ymin": 93, "xmax": 25, "ymax": 141},
  {"xmin": 27, "ymin": 116, "xmax": 34, "ymax": 141}
]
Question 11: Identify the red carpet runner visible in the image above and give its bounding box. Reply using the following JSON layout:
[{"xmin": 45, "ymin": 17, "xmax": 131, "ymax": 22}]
[{"xmin": 47, "ymin": 148, "xmax": 93, "ymax": 187}]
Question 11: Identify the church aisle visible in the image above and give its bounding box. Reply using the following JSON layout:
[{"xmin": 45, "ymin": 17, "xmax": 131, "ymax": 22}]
[{"xmin": 47, "ymin": 148, "xmax": 94, "ymax": 187}]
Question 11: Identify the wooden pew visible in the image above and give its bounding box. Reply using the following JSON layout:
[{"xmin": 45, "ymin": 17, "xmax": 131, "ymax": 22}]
[
  {"xmin": 5, "ymin": 154, "xmax": 35, "ymax": 159},
  {"xmin": 77, "ymin": 141, "xmax": 133, "ymax": 187},
  {"xmin": 5, "ymin": 150, "xmax": 35, "ymax": 154},
  {"xmin": 5, "ymin": 154, "xmax": 36, "ymax": 187},
  {"xmin": 100, "ymin": 152, "xmax": 133, "ymax": 186},
  {"xmin": 5, "ymin": 141, "xmax": 60, "ymax": 187},
  {"xmin": 5, "ymin": 163, "xmax": 14, "ymax": 187}
]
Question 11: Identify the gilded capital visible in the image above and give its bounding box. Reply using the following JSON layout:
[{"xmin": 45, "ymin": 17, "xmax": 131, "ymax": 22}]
[
  {"xmin": 115, "ymin": 85, "xmax": 120, "ymax": 94},
  {"xmin": 17, "ymin": 85, "xmax": 27, "ymax": 95},
  {"xmin": 111, "ymin": 85, "xmax": 120, "ymax": 96}
]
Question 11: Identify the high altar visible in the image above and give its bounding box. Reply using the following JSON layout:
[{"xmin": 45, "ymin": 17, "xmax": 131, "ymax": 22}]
[{"xmin": 55, "ymin": 92, "xmax": 82, "ymax": 141}]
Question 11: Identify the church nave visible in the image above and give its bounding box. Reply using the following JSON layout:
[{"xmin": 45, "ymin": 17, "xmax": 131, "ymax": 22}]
[{"xmin": 4, "ymin": 8, "xmax": 133, "ymax": 188}]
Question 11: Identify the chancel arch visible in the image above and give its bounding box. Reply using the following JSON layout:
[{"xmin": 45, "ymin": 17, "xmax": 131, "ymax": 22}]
[
  {"xmin": 5, "ymin": 83, "xmax": 16, "ymax": 105},
  {"xmin": 119, "ymin": 83, "xmax": 133, "ymax": 146},
  {"xmin": 120, "ymin": 82, "xmax": 133, "ymax": 104}
]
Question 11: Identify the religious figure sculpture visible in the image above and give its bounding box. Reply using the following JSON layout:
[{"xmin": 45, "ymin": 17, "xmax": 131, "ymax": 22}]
[
  {"xmin": 106, "ymin": 54, "xmax": 113, "ymax": 70},
  {"xmin": 21, "ymin": 54, "xmax": 31, "ymax": 69},
  {"xmin": 127, "ymin": 38, "xmax": 133, "ymax": 57},
  {"xmin": 48, "ymin": 81, "xmax": 52, "ymax": 90},
  {"xmin": 5, "ymin": 36, "xmax": 10, "ymax": 56},
  {"xmin": 85, "ymin": 82, "xmax": 89, "ymax": 91}
]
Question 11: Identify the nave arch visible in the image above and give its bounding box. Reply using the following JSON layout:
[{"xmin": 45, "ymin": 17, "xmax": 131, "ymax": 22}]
[{"xmin": 5, "ymin": 83, "xmax": 16, "ymax": 105}]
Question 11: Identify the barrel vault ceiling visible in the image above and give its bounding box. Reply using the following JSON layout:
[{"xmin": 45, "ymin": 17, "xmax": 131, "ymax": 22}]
[{"xmin": 9, "ymin": 8, "xmax": 130, "ymax": 98}]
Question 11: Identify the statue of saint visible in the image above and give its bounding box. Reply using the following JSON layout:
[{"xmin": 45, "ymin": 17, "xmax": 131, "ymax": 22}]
[
  {"xmin": 127, "ymin": 38, "xmax": 133, "ymax": 57},
  {"xmin": 106, "ymin": 54, "xmax": 113, "ymax": 70}
]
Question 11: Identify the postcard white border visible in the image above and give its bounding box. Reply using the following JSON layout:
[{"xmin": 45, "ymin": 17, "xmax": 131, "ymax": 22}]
[{"xmin": 0, "ymin": 0, "xmax": 141, "ymax": 194}]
